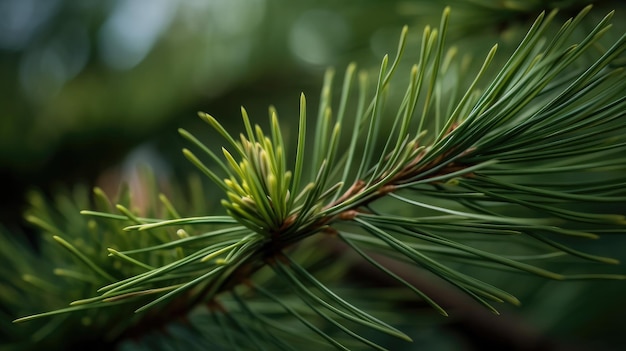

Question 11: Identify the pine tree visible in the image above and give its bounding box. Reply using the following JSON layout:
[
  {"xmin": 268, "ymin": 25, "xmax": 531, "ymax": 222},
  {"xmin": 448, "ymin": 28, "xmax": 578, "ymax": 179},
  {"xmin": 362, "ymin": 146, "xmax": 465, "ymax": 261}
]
[{"xmin": 3, "ymin": 4, "xmax": 626, "ymax": 350}]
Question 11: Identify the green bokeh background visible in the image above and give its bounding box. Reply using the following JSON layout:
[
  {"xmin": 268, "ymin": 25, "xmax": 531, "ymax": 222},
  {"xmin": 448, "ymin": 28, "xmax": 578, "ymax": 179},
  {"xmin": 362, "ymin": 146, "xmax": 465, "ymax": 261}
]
[{"xmin": 1, "ymin": 0, "xmax": 625, "ymax": 349}]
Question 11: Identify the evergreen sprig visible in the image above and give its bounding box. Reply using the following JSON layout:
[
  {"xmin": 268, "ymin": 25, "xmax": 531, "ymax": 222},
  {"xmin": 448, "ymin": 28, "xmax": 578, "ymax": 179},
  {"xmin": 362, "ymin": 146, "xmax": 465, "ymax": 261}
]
[{"xmin": 12, "ymin": 6, "xmax": 626, "ymax": 350}]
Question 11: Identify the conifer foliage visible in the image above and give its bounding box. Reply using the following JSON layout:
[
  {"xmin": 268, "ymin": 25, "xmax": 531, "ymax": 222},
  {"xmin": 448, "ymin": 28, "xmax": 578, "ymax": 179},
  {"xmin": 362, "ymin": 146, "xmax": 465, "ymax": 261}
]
[{"xmin": 7, "ymin": 5, "xmax": 626, "ymax": 350}]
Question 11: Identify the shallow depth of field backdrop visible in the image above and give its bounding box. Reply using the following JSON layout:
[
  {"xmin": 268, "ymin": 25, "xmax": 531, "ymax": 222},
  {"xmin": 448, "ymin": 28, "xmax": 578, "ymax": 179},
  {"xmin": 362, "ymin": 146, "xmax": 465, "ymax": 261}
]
[{"xmin": 1, "ymin": 1, "xmax": 625, "ymax": 350}]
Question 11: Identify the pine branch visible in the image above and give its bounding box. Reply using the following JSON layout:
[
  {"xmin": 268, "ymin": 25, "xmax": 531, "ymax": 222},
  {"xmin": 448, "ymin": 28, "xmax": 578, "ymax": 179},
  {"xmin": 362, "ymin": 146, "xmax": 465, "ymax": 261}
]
[{"xmin": 9, "ymin": 5, "xmax": 626, "ymax": 350}]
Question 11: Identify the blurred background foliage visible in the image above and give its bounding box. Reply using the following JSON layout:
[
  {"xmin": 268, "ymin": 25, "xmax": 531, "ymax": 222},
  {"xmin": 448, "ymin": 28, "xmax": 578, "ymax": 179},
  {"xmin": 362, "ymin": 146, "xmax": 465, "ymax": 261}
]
[{"xmin": 1, "ymin": 0, "xmax": 625, "ymax": 350}]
